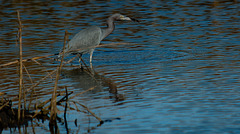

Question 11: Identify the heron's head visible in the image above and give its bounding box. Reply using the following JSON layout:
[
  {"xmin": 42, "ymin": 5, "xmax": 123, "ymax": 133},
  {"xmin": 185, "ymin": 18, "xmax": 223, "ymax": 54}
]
[{"xmin": 110, "ymin": 13, "xmax": 140, "ymax": 22}]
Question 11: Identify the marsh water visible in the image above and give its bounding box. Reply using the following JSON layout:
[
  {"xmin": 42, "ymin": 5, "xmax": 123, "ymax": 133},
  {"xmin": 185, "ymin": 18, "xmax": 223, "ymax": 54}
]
[{"xmin": 1, "ymin": 0, "xmax": 240, "ymax": 133}]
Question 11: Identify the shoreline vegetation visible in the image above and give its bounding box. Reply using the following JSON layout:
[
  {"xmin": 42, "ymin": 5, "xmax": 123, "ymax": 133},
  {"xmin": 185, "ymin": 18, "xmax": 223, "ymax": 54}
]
[{"xmin": 0, "ymin": 10, "xmax": 107, "ymax": 133}]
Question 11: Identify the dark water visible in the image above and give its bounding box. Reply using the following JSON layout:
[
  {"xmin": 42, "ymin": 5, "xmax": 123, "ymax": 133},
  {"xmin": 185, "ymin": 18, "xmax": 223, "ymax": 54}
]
[{"xmin": 1, "ymin": 0, "xmax": 240, "ymax": 133}]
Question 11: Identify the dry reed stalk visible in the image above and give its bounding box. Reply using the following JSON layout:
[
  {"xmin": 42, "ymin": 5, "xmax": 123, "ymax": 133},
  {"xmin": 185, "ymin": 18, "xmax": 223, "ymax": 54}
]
[
  {"xmin": 56, "ymin": 91, "xmax": 73, "ymax": 104},
  {"xmin": 36, "ymin": 97, "xmax": 52, "ymax": 109},
  {"xmin": 0, "ymin": 53, "xmax": 55, "ymax": 68},
  {"xmin": 32, "ymin": 91, "xmax": 73, "ymax": 118},
  {"xmin": 31, "ymin": 59, "xmax": 54, "ymax": 80},
  {"xmin": 72, "ymin": 100, "xmax": 102, "ymax": 122},
  {"xmin": 17, "ymin": 10, "xmax": 23, "ymax": 121},
  {"xmin": 23, "ymin": 79, "xmax": 26, "ymax": 119},
  {"xmin": 0, "ymin": 101, "xmax": 9, "ymax": 111},
  {"xmin": 34, "ymin": 90, "xmax": 71, "ymax": 110},
  {"xmin": 71, "ymin": 101, "xmax": 88, "ymax": 113},
  {"xmin": 68, "ymin": 86, "xmax": 96, "ymax": 100},
  {"xmin": 0, "ymin": 41, "xmax": 131, "ymax": 69},
  {"xmin": 11, "ymin": 68, "xmax": 57, "ymax": 103},
  {"xmin": 21, "ymin": 63, "xmax": 30, "ymax": 113},
  {"xmin": 32, "ymin": 95, "xmax": 58, "ymax": 118},
  {"xmin": 50, "ymin": 70, "xmax": 59, "ymax": 121},
  {"xmin": 32, "ymin": 92, "xmax": 63, "ymax": 118},
  {"xmin": 0, "ymin": 92, "xmax": 6, "ymax": 96},
  {"xmin": 50, "ymin": 30, "xmax": 68, "ymax": 122},
  {"xmin": 31, "ymin": 121, "xmax": 36, "ymax": 134},
  {"xmin": 23, "ymin": 63, "xmax": 38, "ymax": 110},
  {"xmin": 26, "ymin": 69, "xmax": 56, "ymax": 93},
  {"xmin": 22, "ymin": 64, "xmax": 33, "ymax": 86},
  {"xmin": 32, "ymin": 85, "xmax": 94, "ymax": 118},
  {"xmin": 31, "ymin": 58, "xmax": 41, "ymax": 65},
  {"xmin": 11, "ymin": 55, "xmax": 78, "ymax": 103},
  {"xmin": 71, "ymin": 101, "xmax": 80, "ymax": 112}
]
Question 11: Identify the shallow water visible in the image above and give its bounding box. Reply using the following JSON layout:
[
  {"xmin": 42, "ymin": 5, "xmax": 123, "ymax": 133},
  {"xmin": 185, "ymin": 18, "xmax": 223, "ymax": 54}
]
[{"xmin": 0, "ymin": 0, "xmax": 240, "ymax": 133}]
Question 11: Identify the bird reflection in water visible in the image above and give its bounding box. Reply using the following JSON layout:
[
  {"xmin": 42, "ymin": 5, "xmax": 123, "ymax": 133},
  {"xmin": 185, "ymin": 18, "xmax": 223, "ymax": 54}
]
[{"xmin": 61, "ymin": 68, "xmax": 125, "ymax": 102}]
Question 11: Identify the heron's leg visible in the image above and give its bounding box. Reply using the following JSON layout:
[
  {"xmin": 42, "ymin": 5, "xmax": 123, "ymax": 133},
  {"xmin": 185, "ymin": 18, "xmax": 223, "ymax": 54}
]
[
  {"xmin": 77, "ymin": 53, "xmax": 83, "ymax": 68},
  {"xmin": 89, "ymin": 49, "xmax": 94, "ymax": 69}
]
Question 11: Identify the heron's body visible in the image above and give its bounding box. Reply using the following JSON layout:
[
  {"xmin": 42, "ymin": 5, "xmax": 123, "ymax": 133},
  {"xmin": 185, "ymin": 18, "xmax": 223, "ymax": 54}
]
[
  {"xmin": 58, "ymin": 13, "xmax": 138, "ymax": 68},
  {"xmin": 64, "ymin": 26, "xmax": 102, "ymax": 55}
]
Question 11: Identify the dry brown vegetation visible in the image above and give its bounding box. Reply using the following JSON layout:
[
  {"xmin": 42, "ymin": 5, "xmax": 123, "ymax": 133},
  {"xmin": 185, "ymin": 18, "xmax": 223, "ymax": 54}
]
[{"xmin": 0, "ymin": 10, "xmax": 105, "ymax": 133}]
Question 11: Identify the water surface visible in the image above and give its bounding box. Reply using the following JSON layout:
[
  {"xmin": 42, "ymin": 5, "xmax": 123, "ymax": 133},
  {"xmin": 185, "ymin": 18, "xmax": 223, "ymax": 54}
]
[{"xmin": 0, "ymin": 0, "xmax": 240, "ymax": 133}]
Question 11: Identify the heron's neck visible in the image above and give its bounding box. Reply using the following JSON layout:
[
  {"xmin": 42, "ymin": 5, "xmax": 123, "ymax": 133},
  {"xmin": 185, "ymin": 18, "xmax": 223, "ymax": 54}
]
[{"xmin": 101, "ymin": 18, "xmax": 115, "ymax": 40}]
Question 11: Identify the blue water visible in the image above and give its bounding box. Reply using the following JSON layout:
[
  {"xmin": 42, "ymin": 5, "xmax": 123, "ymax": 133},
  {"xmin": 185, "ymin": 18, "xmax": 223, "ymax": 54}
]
[{"xmin": 0, "ymin": 0, "xmax": 240, "ymax": 133}]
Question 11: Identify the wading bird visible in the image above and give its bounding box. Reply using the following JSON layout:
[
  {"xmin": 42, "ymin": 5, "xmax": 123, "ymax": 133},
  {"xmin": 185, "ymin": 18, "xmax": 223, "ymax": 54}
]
[{"xmin": 57, "ymin": 13, "xmax": 139, "ymax": 69}]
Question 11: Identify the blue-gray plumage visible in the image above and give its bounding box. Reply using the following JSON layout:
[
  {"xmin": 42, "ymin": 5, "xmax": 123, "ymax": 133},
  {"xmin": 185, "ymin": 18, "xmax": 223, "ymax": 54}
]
[{"xmin": 59, "ymin": 13, "xmax": 139, "ymax": 68}]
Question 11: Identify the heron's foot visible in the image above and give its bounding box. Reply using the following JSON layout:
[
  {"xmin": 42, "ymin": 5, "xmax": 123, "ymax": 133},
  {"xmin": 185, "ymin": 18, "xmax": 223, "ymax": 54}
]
[
  {"xmin": 78, "ymin": 62, "xmax": 84, "ymax": 70},
  {"xmin": 53, "ymin": 57, "xmax": 60, "ymax": 61}
]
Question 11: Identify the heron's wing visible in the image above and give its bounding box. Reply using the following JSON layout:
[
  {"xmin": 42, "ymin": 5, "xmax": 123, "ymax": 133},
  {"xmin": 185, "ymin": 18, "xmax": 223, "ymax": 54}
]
[{"xmin": 64, "ymin": 26, "xmax": 102, "ymax": 53}]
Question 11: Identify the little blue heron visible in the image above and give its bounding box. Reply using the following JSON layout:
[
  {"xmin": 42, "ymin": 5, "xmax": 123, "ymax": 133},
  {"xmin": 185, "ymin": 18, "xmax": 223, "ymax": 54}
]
[{"xmin": 57, "ymin": 13, "xmax": 139, "ymax": 68}]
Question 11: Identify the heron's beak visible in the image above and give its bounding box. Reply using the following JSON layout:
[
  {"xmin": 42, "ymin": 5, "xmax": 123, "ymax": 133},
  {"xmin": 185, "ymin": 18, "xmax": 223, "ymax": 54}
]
[
  {"xmin": 120, "ymin": 15, "xmax": 132, "ymax": 21},
  {"xmin": 120, "ymin": 15, "xmax": 140, "ymax": 22},
  {"xmin": 130, "ymin": 17, "xmax": 140, "ymax": 23}
]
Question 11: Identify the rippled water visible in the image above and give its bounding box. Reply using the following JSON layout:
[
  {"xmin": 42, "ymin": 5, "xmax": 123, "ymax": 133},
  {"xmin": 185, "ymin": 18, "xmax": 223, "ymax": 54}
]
[{"xmin": 1, "ymin": 0, "xmax": 240, "ymax": 133}]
